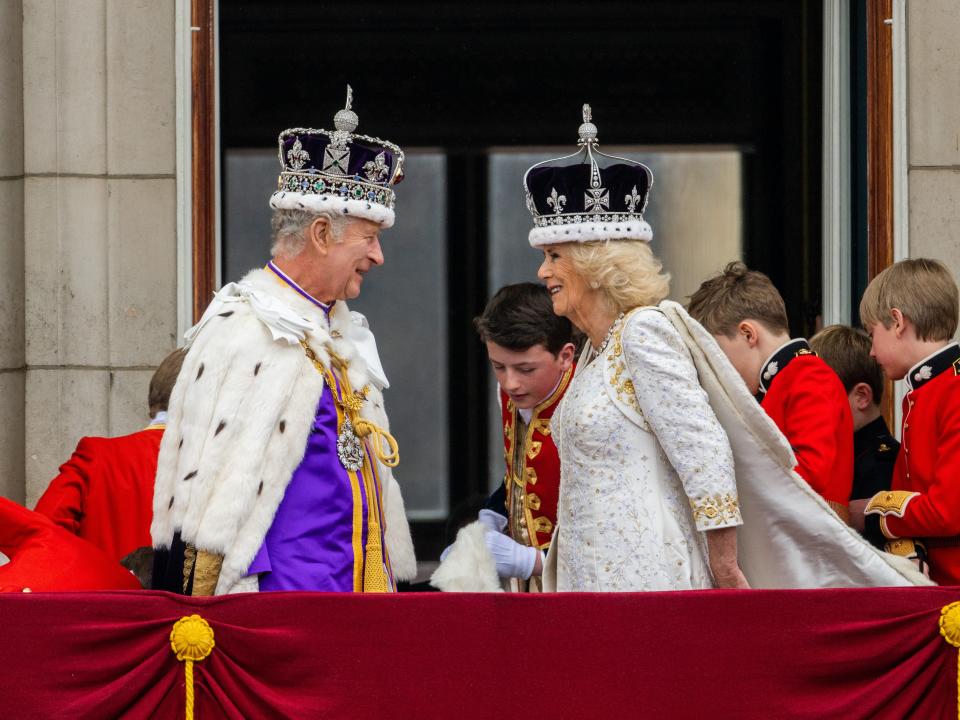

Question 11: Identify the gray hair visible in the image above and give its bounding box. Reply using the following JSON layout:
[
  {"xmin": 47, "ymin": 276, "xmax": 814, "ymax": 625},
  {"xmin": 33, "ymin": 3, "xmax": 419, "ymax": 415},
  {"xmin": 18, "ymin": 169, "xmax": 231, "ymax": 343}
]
[{"xmin": 270, "ymin": 209, "xmax": 349, "ymax": 258}]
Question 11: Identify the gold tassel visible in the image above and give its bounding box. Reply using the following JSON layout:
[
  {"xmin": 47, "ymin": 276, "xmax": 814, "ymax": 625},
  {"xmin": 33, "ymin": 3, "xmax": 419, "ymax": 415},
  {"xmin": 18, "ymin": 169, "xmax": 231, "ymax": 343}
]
[{"xmin": 362, "ymin": 520, "xmax": 389, "ymax": 593}]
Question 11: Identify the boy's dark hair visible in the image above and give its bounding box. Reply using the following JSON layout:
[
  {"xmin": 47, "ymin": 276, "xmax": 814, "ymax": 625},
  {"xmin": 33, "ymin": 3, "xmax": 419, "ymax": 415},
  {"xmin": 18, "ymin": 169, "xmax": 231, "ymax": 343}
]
[
  {"xmin": 809, "ymin": 325, "xmax": 884, "ymax": 404},
  {"xmin": 687, "ymin": 261, "xmax": 790, "ymax": 336},
  {"xmin": 474, "ymin": 283, "xmax": 574, "ymax": 355}
]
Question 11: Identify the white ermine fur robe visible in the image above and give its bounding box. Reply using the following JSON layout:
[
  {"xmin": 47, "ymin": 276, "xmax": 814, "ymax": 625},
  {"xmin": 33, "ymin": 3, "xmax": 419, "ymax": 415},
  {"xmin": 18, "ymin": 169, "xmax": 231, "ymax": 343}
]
[{"xmin": 150, "ymin": 268, "xmax": 417, "ymax": 594}]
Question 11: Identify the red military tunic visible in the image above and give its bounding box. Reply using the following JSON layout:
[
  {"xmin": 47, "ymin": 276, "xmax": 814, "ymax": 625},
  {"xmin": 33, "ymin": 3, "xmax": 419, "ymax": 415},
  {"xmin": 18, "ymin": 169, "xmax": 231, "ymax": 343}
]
[
  {"xmin": 866, "ymin": 342, "xmax": 960, "ymax": 585},
  {"xmin": 758, "ymin": 339, "xmax": 854, "ymax": 513},
  {"xmin": 34, "ymin": 422, "xmax": 164, "ymax": 562},
  {"xmin": 499, "ymin": 366, "xmax": 573, "ymax": 551}
]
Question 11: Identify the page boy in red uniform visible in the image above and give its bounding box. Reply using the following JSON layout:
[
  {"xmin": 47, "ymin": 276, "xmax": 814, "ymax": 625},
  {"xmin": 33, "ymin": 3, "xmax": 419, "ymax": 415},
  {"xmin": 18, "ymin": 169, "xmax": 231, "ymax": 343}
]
[
  {"xmin": 34, "ymin": 348, "xmax": 185, "ymax": 562},
  {"xmin": 859, "ymin": 258, "xmax": 960, "ymax": 583},
  {"xmin": 688, "ymin": 262, "xmax": 854, "ymax": 520},
  {"xmin": 468, "ymin": 283, "xmax": 576, "ymax": 591}
]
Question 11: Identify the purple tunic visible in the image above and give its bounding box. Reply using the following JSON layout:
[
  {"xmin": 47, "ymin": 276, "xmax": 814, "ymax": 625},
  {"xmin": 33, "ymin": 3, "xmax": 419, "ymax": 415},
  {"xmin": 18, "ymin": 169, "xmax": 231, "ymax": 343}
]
[
  {"xmin": 246, "ymin": 263, "xmax": 391, "ymax": 592},
  {"xmin": 247, "ymin": 381, "xmax": 368, "ymax": 592},
  {"xmin": 248, "ymin": 376, "xmax": 367, "ymax": 592}
]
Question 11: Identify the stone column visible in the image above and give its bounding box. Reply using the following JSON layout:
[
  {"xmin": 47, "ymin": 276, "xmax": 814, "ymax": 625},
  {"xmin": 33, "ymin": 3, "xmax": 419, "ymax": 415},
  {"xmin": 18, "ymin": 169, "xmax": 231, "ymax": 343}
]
[
  {"xmin": 907, "ymin": 1, "xmax": 960, "ymax": 266},
  {"xmin": 21, "ymin": 0, "xmax": 178, "ymax": 505},
  {"xmin": 0, "ymin": 0, "xmax": 26, "ymax": 504}
]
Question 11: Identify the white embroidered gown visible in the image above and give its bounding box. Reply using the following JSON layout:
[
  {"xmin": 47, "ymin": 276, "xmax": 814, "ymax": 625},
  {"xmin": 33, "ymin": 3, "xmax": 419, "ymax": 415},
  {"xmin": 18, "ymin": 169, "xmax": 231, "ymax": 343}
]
[{"xmin": 552, "ymin": 308, "xmax": 742, "ymax": 591}]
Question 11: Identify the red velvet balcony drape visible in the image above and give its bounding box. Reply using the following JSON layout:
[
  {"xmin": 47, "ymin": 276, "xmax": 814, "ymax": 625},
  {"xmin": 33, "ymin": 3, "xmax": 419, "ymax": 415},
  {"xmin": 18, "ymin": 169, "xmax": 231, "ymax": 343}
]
[{"xmin": 1, "ymin": 587, "xmax": 958, "ymax": 719}]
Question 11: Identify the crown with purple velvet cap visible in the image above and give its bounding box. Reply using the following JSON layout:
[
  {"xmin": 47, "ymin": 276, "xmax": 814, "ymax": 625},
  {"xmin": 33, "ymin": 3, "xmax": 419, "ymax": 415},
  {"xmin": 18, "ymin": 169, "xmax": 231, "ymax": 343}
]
[
  {"xmin": 269, "ymin": 86, "xmax": 405, "ymax": 228},
  {"xmin": 523, "ymin": 104, "xmax": 654, "ymax": 247}
]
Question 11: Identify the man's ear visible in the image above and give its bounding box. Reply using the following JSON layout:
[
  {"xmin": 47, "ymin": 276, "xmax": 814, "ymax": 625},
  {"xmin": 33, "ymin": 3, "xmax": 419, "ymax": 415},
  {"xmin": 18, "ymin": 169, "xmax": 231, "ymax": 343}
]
[
  {"xmin": 308, "ymin": 216, "xmax": 331, "ymax": 255},
  {"xmin": 850, "ymin": 382, "xmax": 874, "ymax": 412},
  {"xmin": 558, "ymin": 342, "xmax": 577, "ymax": 371}
]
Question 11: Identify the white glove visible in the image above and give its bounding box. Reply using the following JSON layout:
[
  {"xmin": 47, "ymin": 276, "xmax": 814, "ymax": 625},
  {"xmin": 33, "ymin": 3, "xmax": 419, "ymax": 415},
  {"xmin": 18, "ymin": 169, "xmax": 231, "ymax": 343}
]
[
  {"xmin": 484, "ymin": 529, "xmax": 538, "ymax": 580},
  {"xmin": 478, "ymin": 509, "xmax": 508, "ymax": 533},
  {"xmin": 439, "ymin": 510, "xmax": 509, "ymax": 562}
]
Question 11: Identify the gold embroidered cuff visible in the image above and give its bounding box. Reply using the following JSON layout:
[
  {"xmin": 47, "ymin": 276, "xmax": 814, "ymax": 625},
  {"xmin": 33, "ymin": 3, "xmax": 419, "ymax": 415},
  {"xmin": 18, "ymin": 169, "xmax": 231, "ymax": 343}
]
[
  {"xmin": 865, "ymin": 490, "xmax": 919, "ymax": 518},
  {"xmin": 689, "ymin": 493, "xmax": 742, "ymax": 530},
  {"xmin": 191, "ymin": 550, "xmax": 224, "ymax": 596},
  {"xmin": 884, "ymin": 538, "xmax": 926, "ymax": 559},
  {"xmin": 182, "ymin": 544, "xmax": 197, "ymax": 594}
]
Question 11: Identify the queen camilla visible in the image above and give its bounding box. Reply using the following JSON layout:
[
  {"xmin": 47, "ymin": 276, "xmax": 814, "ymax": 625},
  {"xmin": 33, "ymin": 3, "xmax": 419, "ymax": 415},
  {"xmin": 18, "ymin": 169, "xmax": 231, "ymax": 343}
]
[{"xmin": 526, "ymin": 107, "xmax": 749, "ymax": 592}]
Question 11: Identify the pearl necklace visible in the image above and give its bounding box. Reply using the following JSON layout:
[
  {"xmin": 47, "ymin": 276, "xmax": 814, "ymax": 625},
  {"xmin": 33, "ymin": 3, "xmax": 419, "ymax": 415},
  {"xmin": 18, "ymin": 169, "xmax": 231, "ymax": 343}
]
[{"xmin": 592, "ymin": 312, "xmax": 625, "ymax": 358}]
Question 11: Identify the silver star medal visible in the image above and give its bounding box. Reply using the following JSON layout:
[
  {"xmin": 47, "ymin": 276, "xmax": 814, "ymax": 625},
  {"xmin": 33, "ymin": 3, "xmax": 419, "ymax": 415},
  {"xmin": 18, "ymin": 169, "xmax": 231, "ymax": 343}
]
[{"xmin": 337, "ymin": 417, "xmax": 365, "ymax": 472}]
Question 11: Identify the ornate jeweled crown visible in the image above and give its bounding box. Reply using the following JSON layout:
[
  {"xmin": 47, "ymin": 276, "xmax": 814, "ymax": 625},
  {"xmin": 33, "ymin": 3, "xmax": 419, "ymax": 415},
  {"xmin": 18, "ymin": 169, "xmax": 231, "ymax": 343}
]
[
  {"xmin": 523, "ymin": 105, "xmax": 654, "ymax": 247},
  {"xmin": 269, "ymin": 86, "xmax": 405, "ymax": 228}
]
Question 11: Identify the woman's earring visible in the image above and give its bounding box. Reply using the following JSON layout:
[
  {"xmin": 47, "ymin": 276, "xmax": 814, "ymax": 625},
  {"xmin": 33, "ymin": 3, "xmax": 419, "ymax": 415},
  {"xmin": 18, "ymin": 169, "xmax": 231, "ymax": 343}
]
[{"xmin": 589, "ymin": 280, "xmax": 600, "ymax": 289}]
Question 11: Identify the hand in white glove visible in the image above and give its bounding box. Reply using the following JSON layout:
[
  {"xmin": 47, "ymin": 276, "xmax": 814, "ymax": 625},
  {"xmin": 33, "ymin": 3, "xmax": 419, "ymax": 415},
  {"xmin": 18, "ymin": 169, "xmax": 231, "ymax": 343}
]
[
  {"xmin": 478, "ymin": 509, "xmax": 508, "ymax": 533},
  {"xmin": 439, "ymin": 510, "xmax": 509, "ymax": 562},
  {"xmin": 484, "ymin": 529, "xmax": 538, "ymax": 580}
]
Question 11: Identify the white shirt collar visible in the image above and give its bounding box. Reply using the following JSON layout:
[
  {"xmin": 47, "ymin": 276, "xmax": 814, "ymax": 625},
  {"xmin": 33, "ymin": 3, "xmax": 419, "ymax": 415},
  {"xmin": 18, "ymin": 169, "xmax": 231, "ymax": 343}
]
[{"xmin": 517, "ymin": 374, "xmax": 565, "ymax": 424}]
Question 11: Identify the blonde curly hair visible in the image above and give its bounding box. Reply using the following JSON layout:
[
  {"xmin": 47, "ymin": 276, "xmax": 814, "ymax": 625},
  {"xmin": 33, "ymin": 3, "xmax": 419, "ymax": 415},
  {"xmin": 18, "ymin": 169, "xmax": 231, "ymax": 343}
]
[{"xmin": 566, "ymin": 239, "xmax": 671, "ymax": 313}]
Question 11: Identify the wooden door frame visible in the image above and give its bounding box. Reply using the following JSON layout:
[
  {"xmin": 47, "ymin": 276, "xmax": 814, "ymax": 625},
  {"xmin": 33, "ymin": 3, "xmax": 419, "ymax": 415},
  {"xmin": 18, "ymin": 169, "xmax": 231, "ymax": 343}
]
[
  {"xmin": 866, "ymin": 0, "xmax": 894, "ymax": 280},
  {"xmin": 865, "ymin": 0, "xmax": 896, "ymax": 423},
  {"xmin": 191, "ymin": 0, "xmax": 218, "ymax": 323}
]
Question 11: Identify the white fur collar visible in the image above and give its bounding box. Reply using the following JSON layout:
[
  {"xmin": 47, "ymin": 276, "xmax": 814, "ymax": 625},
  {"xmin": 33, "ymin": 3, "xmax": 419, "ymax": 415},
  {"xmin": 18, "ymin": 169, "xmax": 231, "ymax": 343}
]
[{"xmin": 189, "ymin": 268, "xmax": 389, "ymax": 391}]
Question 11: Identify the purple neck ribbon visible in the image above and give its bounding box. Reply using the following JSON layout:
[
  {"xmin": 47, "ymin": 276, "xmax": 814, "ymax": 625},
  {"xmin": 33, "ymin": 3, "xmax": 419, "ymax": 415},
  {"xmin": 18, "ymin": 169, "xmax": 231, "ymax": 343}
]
[{"xmin": 266, "ymin": 261, "xmax": 333, "ymax": 315}]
